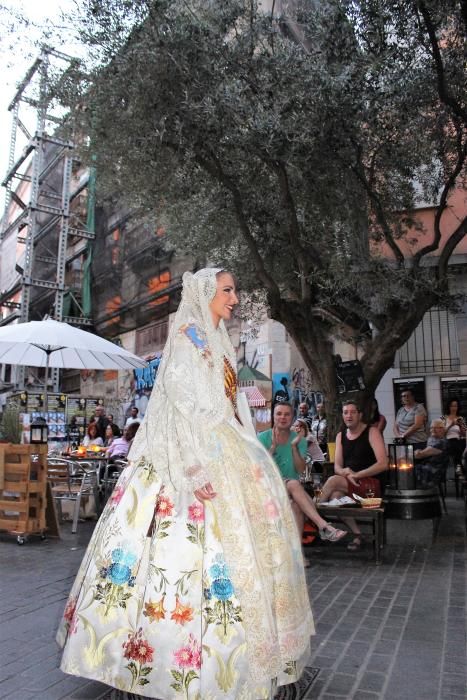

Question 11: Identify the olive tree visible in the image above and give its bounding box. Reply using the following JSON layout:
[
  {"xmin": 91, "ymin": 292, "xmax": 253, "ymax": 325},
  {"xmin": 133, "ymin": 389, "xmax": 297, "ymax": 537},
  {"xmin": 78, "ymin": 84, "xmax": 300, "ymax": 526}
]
[{"xmin": 58, "ymin": 0, "xmax": 467, "ymax": 427}]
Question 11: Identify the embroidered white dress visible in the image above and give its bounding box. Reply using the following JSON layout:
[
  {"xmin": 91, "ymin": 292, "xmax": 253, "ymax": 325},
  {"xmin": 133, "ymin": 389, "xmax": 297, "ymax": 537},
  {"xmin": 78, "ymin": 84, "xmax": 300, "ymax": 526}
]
[{"xmin": 58, "ymin": 269, "xmax": 314, "ymax": 699}]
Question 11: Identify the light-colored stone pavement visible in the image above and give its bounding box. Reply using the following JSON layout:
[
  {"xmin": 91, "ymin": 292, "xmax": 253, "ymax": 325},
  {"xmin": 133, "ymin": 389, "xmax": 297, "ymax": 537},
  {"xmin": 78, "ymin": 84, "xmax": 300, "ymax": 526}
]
[{"xmin": 0, "ymin": 493, "xmax": 465, "ymax": 700}]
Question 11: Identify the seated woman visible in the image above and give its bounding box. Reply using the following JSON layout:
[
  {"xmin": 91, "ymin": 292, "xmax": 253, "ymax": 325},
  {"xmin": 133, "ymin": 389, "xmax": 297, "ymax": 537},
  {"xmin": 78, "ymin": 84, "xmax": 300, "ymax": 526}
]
[
  {"xmin": 82, "ymin": 422, "xmax": 104, "ymax": 448},
  {"xmin": 100, "ymin": 423, "xmax": 141, "ymax": 487},
  {"xmin": 104, "ymin": 423, "xmax": 121, "ymax": 447},
  {"xmin": 105, "ymin": 421, "xmax": 140, "ymax": 461},
  {"xmin": 299, "ymin": 418, "xmax": 325, "ymax": 469},
  {"xmin": 414, "ymin": 420, "xmax": 449, "ymax": 487}
]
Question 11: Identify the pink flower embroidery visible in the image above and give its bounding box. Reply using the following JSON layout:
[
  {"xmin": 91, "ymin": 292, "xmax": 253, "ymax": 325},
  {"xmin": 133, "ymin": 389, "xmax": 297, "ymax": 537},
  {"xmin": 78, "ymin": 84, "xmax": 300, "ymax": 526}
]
[
  {"xmin": 253, "ymin": 464, "xmax": 264, "ymax": 482},
  {"xmin": 156, "ymin": 494, "xmax": 174, "ymax": 517},
  {"xmin": 173, "ymin": 633, "xmax": 202, "ymax": 669},
  {"xmin": 109, "ymin": 485, "xmax": 125, "ymax": 505},
  {"xmin": 63, "ymin": 596, "xmax": 78, "ymax": 634},
  {"xmin": 264, "ymin": 499, "xmax": 279, "ymax": 519},
  {"xmin": 187, "ymin": 502, "xmax": 204, "ymax": 523}
]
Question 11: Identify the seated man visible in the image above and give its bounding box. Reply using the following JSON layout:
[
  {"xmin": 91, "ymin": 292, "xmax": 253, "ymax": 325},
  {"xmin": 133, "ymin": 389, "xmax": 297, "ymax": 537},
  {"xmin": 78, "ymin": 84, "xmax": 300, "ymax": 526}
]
[
  {"xmin": 318, "ymin": 400, "xmax": 388, "ymax": 552},
  {"xmin": 258, "ymin": 403, "xmax": 346, "ymax": 551},
  {"xmin": 414, "ymin": 419, "xmax": 449, "ymax": 487}
]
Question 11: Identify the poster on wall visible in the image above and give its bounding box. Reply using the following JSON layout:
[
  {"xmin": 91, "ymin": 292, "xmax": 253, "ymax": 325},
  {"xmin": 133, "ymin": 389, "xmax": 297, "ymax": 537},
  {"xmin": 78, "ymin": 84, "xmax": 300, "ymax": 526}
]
[
  {"xmin": 67, "ymin": 396, "xmax": 104, "ymax": 444},
  {"xmin": 272, "ymin": 373, "xmax": 291, "ymax": 407},
  {"xmin": 12, "ymin": 392, "xmax": 105, "ymax": 445},
  {"xmin": 14, "ymin": 392, "xmax": 67, "ymax": 443},
  {"xmin": 85, "ymin": 397, "xmax": 105, "ymax": 422}
]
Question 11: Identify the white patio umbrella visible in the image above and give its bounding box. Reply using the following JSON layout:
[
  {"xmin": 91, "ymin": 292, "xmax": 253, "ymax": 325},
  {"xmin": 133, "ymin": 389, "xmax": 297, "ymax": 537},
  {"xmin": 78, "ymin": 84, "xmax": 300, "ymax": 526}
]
[{"xmin": 0, "ymin": 318, "xmax": 147, "ymax": 410}]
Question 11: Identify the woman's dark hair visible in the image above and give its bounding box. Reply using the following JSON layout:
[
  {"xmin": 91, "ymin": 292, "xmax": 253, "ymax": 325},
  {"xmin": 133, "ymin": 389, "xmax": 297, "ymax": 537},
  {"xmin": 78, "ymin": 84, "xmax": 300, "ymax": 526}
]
[
  {"xmin": 401, "ymin": 386, "xmax": 414, "ymax": 398},
  {"xmin": 370, "ymin": 398, "xmax": 381, "ymax": 423},
  {"xmin": 125, "ymin": 421, "xmax": 140, "ymax": 441},
  {"xmin": 109, "ymin": 423, "xmax": 121, "ymax": 438},
  {"xmin": 445, "ymin": 397, "xmax": 460, "ymax": 415}
]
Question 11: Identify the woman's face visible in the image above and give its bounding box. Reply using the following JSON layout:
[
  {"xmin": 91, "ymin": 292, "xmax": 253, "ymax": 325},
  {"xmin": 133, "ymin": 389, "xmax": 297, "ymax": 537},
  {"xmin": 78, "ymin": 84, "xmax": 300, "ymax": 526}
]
[
  {"xmin": 89, "ymin": 424, "xmax": 97, "ymax": 437},
  {"xmin": 292, "ymin": 421, "xmax": 306, "ymax": 437},
  {"xmin": 401, "ymin": 390, "xmax": 414, "ymax": 406},
  {"xmin": 105, "ymin": 425, "xmax": 113, "ymax": 438},
  {"xmin": 209, "ymin": 272, "xmax": 239, "ymax": 327},
  {"xmin": 449, "ymin": 400, "xmax": 459, "ymax": 414}
]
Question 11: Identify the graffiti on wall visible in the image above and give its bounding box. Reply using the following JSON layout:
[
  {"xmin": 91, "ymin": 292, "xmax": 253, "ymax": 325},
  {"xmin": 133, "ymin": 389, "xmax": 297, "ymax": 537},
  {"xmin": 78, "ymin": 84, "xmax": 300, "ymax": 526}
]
[
  {"xmin": 134, "ymin": 357, "xmax": 161, "ymax": 390},
  {"xmin": 272, "ymin": 373, "xmax": 291, "ymax": 406},
  {"xmin": 273, "ymin": 369, "xmax": 323, "ymax": 415}
]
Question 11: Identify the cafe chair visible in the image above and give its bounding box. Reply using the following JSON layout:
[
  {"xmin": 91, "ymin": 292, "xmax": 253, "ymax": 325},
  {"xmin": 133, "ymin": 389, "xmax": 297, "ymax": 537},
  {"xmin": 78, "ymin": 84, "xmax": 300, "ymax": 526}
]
[
  {"xmin": 102, "ymin": 458, "xmax": 128, "ymax": 503},
  {"xmin": 47, "ymin": 458, "xmax": 99, "ymax": 533}
]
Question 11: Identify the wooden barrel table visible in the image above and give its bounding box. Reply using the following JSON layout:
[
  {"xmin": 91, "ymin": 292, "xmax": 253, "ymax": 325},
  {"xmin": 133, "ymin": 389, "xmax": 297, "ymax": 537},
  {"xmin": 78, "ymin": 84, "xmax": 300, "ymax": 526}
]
[{"xmin": 383, "ymin": 487, "xmax": 442, "ymax": 541}]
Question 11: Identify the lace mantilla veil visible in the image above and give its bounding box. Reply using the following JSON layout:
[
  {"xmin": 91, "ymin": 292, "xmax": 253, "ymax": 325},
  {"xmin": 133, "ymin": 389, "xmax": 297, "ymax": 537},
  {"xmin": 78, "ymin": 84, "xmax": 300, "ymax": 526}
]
[{"xmin": 128, "ymin": 267, "xmax": 236, "ymax": 489}]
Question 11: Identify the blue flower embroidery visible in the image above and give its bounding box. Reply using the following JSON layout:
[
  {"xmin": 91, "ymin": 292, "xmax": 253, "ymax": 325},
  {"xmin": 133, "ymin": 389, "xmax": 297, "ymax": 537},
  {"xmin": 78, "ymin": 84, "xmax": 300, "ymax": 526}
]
[
  {"xmin": 211, "ymin": 577, "xmax": 234, "ymax": 601},
  {"xmin": 209, "ymin": 554, "xmax": 234, "ymax": 601},
  {"xmin": 209, "ymin": 554, "xmax": 230, "ymax": 580},
  {"xmin": 102, "ymin": 548, "xmax": 137, "ymax": 586}
]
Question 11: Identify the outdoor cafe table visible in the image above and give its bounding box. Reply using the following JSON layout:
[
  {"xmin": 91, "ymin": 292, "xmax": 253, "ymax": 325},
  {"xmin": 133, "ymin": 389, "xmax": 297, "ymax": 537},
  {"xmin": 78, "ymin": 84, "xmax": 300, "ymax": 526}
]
[
  {"xmin": 316, "ymin": 503, "xmax": 385, "ymax": 565},
  {"xmin": 67, "ymin": 451, "xmax": 109, "ymax": 486}
]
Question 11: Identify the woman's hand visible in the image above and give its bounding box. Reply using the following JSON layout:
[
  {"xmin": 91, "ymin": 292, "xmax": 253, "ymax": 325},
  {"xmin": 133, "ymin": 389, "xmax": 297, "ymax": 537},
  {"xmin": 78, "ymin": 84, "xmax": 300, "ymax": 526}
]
[
  {"xmin": 194, "ymin": 482, "xmax": 217, "ymax": 503},
  {"xmin": 291, "ymin": 431, "xmax": 301, "ymax": 447}
]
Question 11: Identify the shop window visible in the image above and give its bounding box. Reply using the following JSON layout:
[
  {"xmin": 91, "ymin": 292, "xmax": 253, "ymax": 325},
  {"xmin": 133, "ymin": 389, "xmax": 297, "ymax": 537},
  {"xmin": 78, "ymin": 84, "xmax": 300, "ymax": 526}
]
[
  {"xmin": 136, "ymin": 320, "xmax": 168, "ymax": 356},
  {"xmin": 397, "ymin": 307, "xmax": 459, "ymax": 374}
]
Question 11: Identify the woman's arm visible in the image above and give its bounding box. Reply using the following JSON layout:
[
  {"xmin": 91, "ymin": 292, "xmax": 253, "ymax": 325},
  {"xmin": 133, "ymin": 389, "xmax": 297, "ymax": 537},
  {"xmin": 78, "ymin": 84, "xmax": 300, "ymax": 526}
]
[
  {"xmin": 377, "ymin": 414, "xmax": 387, "ymax": 433},
  {"xmin": 291, "ymin": 433, "xmax": 306, "ymax": 474},
  {"xmin": 402, "ymin": 413, "xmax": 425, "ymax": 439}
]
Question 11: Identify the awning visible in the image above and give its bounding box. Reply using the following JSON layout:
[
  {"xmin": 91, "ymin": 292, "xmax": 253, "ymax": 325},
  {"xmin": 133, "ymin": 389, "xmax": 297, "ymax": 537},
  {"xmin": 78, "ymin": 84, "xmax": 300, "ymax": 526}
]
[{"xmin": 239, "ymin": 386, "xmax": 266, "ymax": 407}]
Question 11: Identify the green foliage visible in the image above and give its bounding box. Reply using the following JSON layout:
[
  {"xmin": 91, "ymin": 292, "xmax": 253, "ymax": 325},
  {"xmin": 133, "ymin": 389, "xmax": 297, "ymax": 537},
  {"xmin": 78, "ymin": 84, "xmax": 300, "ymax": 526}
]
[
  {"xmin": 54, "ymin": 0, "xmax": 467, "ymax": 408},
  {"xmin": 0, "ymin": 402, "xmax": 22, "ymax": 444}
]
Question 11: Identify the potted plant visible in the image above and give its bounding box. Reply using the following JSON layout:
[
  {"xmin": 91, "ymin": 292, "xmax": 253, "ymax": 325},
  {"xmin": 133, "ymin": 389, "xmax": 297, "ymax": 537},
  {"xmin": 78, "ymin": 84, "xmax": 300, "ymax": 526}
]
[{"xmin": 0, "ymin": 402, "xmax": 22, "ymax": 444}]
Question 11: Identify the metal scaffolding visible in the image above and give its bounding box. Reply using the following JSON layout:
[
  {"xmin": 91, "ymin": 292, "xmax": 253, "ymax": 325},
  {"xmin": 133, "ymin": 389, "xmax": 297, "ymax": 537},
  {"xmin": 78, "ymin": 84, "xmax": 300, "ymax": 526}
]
[{"xmin": 0, "ymin": 45, "xmax": 95, "ymax": 390}]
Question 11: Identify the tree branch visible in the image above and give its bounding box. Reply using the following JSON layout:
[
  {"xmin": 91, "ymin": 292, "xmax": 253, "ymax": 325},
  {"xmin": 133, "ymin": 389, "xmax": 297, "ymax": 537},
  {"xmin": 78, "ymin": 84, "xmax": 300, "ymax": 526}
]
[
  {"xmin": 414, "ymin": 126, "xmax": 467, "ymax": 263},
  {"xmin": 416, "ymin": 0, "xmax": 467, "ymax": 128},
  {"xmin": 269, "ymin": 159, "xmax": 316, "ymax": 302},
  {"xmin": 349, "ymin": 153, "xmax": 405, "ymax": 266},
  {"xmin": 438, "ymin": 216, "xmax": 467, "ymax": 279},
  {"xmin": 194, "ymin": 150, "xmax": 282, "ymax": 305}
]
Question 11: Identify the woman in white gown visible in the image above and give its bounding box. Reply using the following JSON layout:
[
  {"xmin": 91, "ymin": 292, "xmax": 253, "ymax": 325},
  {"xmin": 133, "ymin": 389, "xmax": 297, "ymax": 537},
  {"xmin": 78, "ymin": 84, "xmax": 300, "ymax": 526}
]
[{"xmin": 58, "ymin": 268, "xmax": 314, "ymax": 699}]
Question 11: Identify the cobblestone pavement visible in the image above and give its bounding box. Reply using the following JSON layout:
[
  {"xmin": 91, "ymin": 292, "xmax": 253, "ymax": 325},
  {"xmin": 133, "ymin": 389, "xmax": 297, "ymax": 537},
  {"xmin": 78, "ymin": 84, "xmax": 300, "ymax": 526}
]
[{"xmin": 0, "ymin": 494, "xmax": 465, "ymax": 700}]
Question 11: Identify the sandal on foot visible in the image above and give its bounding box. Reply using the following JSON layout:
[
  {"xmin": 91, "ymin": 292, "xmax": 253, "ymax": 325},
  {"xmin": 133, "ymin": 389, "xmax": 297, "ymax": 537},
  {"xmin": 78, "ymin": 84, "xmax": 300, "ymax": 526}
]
[
  {"xmin": 347, "ymin": 535, "xmax": 363, "ymax": 551},
  {"xmin": 319, "ymin": 525, "xmax": 347, "ymax": 543}
]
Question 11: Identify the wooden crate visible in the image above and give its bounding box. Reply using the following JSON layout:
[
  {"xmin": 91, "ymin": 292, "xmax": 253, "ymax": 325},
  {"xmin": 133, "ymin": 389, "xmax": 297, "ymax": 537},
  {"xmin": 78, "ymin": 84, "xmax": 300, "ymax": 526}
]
[{"xmin": 0, "ymin": 443, "xmax": 48, "ymax": 540}]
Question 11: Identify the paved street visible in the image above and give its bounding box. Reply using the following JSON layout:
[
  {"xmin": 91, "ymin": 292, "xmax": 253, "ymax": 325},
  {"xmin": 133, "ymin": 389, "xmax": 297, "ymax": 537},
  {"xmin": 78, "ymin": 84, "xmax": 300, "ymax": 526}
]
[{"xmin": 0, "ymin": 493, "xmax": 465, "ymax": 700}]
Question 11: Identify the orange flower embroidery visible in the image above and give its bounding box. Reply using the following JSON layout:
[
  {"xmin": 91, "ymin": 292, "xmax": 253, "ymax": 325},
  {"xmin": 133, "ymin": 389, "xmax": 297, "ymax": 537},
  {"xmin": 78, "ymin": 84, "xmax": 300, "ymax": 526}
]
[
  {"xmin": 143, "ymin": 597, "xmax": 166, "ymax": 622},
  {"xmin": 170, "ymin": 596, "xmax": 194, "ymax": 625}
]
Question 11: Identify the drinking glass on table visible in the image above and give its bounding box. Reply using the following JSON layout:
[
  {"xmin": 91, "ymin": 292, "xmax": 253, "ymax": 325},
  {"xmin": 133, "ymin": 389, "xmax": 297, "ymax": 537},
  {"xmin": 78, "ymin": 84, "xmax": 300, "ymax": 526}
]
[{"xmin": 313, "ymin": 475, "xmax": 323, "ymax": 501}]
